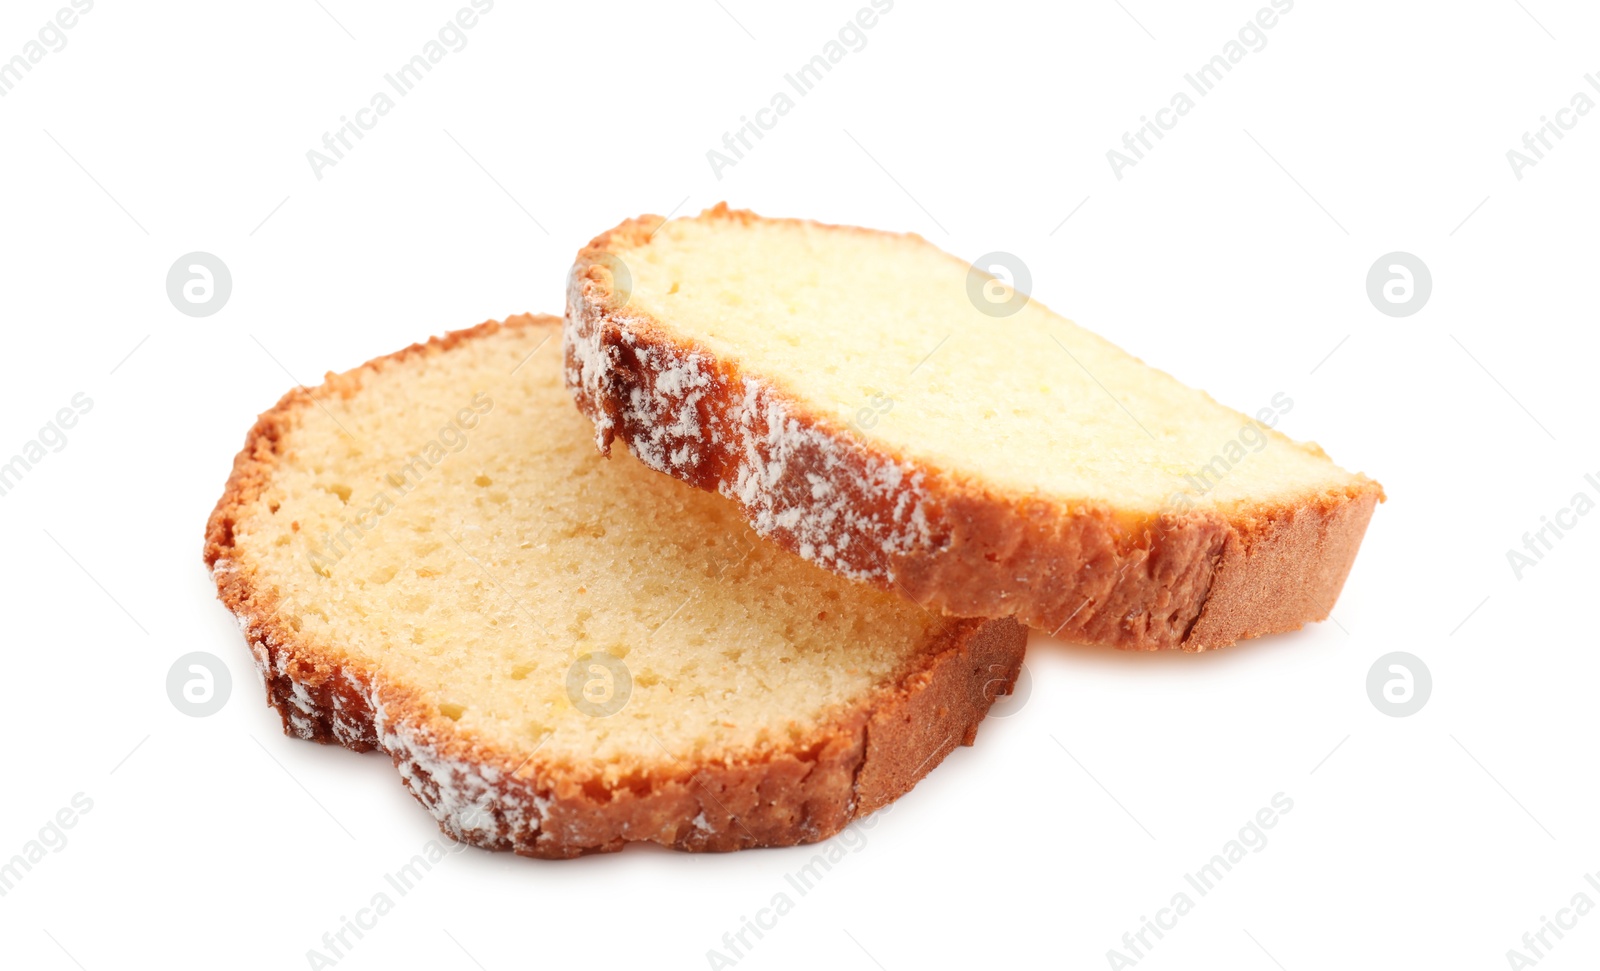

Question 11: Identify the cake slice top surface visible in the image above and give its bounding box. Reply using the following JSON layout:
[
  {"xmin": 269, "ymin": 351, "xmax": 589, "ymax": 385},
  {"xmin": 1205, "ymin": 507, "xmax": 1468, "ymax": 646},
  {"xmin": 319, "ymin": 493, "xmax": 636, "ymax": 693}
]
[
  {"xmin": 604, "ymin": 208, "xmax": 1378, "ymax": 516},
  {"xmin": 217, "ymin": 316, "xmax": 946, "ymax": 781}
]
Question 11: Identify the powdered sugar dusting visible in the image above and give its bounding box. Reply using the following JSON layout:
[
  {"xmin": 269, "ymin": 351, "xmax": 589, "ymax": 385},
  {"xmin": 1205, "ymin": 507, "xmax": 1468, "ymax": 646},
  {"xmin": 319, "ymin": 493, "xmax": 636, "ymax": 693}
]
[
  {"xmin": 376, "ymin": 700, "xmax": 535, "ymax": 851},
  {"xmin": 220, "ymin": 569, "xmax": 552, "ymax": 854},
  {"xmin": 563, "ymin": 291, "xmax": 934, "ymax": 584},
  {"xmin": 216, "ymin": 557, "xmax": 783, "ymax": 856},
  {"xmin": 723, "ymin": 379, "xmax": 932, "ymax": 582},
  {"xmin": 564, "ymin": 264, "xmax": 623, "ymax": 449}
]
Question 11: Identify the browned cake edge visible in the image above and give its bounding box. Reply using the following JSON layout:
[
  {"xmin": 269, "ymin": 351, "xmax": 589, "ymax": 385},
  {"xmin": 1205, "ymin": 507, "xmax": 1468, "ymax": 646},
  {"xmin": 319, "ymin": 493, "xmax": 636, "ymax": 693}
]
[
  {"xmin": 564, "ymin": 207, "xmax": 1385, "ymax": 652},
  {"xmin": 203, "ymin": 313, "xmax": 1026, "ymax": 858}
]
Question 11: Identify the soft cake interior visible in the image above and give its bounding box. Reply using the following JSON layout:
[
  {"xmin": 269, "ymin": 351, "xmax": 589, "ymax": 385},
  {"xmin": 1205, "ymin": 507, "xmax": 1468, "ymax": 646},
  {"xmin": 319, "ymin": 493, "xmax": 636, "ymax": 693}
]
[
  {"xmin": 612, "ymin": 213, "xmax": 1375, "ymax": 516},
  {"xmin": 226, "ymin": 320, "xmax": 942, "ymax": 780}
]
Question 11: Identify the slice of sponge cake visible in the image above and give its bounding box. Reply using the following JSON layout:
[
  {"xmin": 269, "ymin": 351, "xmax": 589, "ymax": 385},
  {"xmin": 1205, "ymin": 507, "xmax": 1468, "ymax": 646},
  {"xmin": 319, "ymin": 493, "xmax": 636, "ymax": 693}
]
[
  {"xmin": 565, "ymin": 206, "xmax": 1383, "ymax": 651},
  {"xmin": 205, "ymin": 313, "xmax": 1024, "ymax": 858}
]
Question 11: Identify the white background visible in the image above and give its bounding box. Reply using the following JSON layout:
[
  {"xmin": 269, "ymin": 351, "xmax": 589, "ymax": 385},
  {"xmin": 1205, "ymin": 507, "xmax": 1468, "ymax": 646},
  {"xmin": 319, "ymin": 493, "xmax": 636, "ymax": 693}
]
[{"xmin": 2, "ymin": 1, "xmax": 1597, "ymax": 968}]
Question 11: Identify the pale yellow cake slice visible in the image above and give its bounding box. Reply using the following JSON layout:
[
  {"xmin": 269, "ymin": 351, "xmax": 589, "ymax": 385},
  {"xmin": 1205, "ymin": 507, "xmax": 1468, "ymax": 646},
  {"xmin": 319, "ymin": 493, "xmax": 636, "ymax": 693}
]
[
  {"xmin": 565, "ymin": 206, "xmax": 1383, "ymax": 651},
  {"xmin": 205, "ymin": 314, "xmax": 1023, "ymax": 858}
]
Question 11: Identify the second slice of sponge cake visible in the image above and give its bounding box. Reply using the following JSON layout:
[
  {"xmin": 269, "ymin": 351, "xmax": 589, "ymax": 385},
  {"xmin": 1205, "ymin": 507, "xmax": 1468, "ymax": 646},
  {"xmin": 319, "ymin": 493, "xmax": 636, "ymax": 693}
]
[{"xmin": 566, "ymin": 205, "xmax": 1383, "ymax": 651}]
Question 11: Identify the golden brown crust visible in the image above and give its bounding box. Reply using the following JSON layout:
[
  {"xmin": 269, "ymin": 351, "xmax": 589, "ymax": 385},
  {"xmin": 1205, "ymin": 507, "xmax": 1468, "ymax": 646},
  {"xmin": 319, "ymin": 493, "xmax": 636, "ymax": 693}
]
[
  {"xmin": 204, "ymin": 313, "xmax": 1026, "ymax": 858},
  {"xmin": 565, "ymin": 207, "xmax": 1384, "ymax": 652}
]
